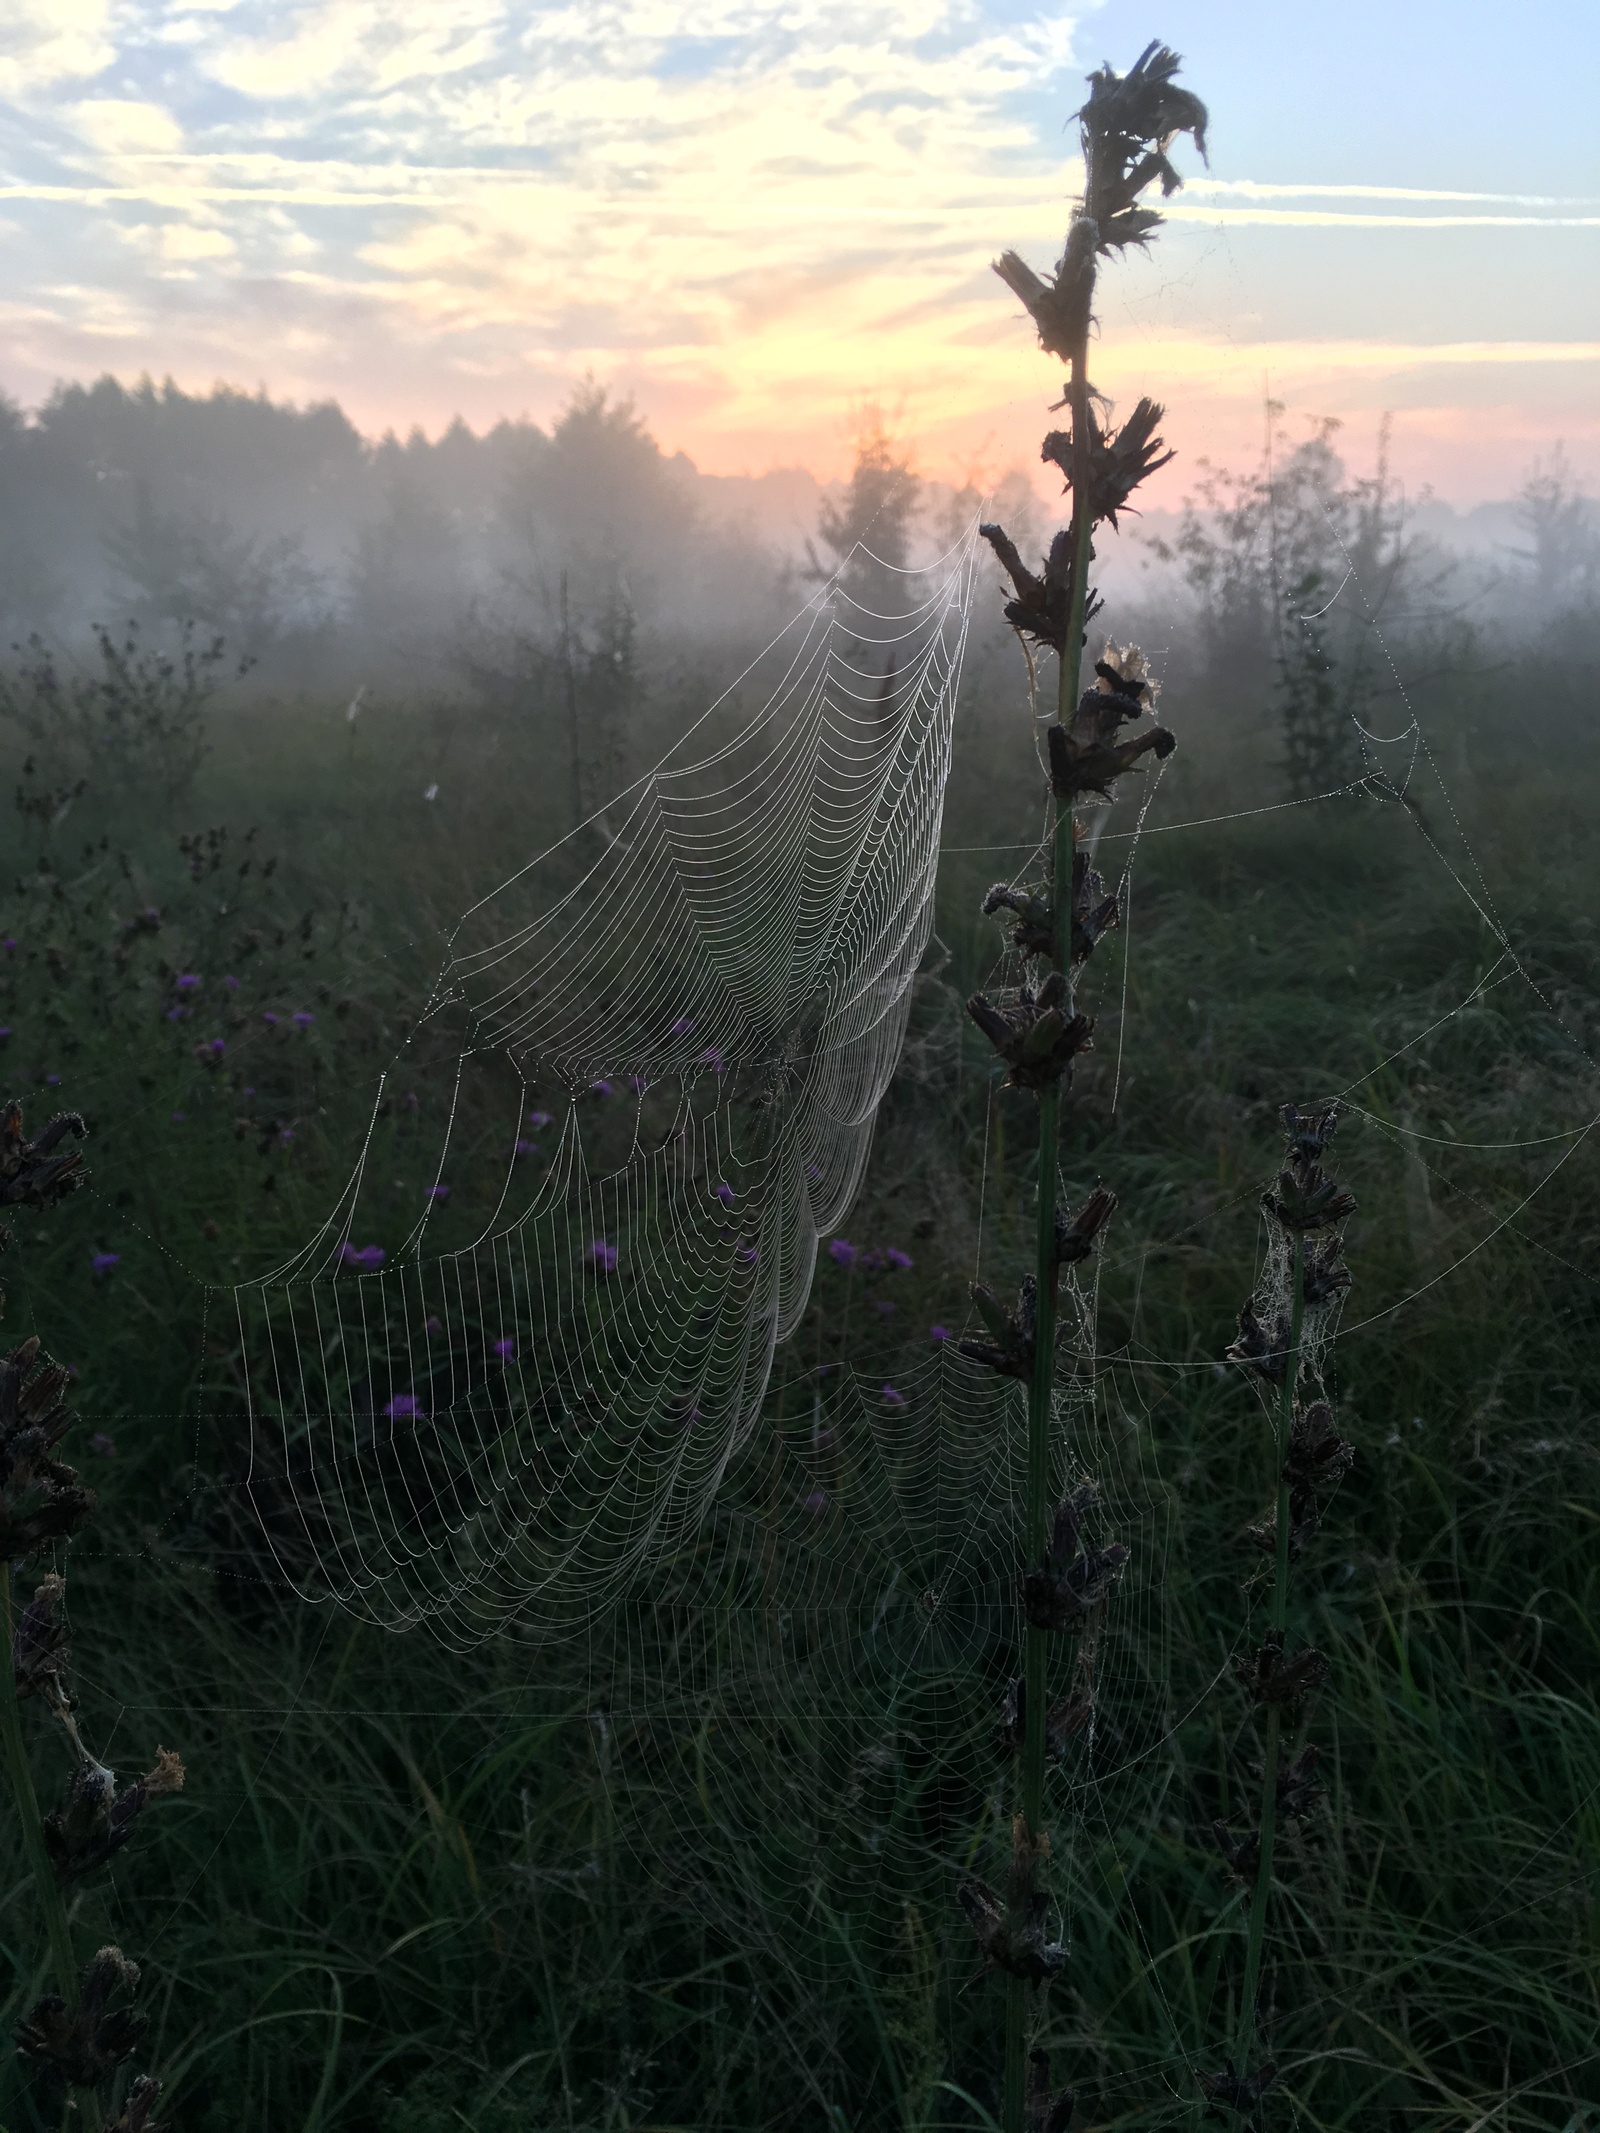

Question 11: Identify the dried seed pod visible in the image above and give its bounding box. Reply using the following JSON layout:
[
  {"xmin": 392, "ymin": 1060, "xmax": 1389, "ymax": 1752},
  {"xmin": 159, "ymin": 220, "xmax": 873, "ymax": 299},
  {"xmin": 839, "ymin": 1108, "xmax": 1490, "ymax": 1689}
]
[
  {"xmin": 966, "ymin": 972, "xmax": 1094, "ymax": 1092},
  {"xmin": 957, "ymin": 1275, "xmax": 1037, "ymax": 1380},
  {"xmin": 44, "ymin": 1747, "xmax": 186, "ymax": 1887},
  {"xmin": 0, "ymin": 1102, "xmax": 88, "ymax": 1211},
  {"xmin": 958, "ymin": 1816, "xmax": 1066, "ymax": 1982},
  {"xmin": 1233, "ymin": 1627, "xmax": 1330, "ymax": 1713}
]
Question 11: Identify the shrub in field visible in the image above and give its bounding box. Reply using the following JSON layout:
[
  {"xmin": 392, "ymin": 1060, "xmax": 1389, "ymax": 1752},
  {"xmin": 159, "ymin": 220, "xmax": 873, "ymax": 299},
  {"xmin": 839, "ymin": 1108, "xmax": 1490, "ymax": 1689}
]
[{"xmin": 0, "ymin": 1098, "xmax": 183, "ymax": 2130}]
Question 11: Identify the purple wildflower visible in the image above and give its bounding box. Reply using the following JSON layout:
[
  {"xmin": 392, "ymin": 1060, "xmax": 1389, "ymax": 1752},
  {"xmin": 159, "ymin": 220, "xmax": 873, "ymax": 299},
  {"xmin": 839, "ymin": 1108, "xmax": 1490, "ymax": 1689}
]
[
  {"xmin": 165, "ymin": 1006, "xmax": 187, "ymax": 1022},
  {"xmin": 45, "ymin": 1074, "xmax": 61, "ymax": 1089},
  {"xmin": 292, "ymin": 1010, "xmax": 315, "ymax": 1030},
  {"xmin": 491, "ymin": 1337, "xmax": 516, "ymax": 1361},
  {"xmin": 881, "ymin": 1384, "xmax": 906, "ymax": 1407},
  {"xmin": 738, "ymin": 1245, "xmax": 759, "ymax": 1264},
  {"xmin": 176, "ymin": 973, "xmax": 200, "ymax": 991},
  {"xmin": 243, "ymin": 1085, "xmax": 256, "ymax": 1097},
  {"xmin": 90, "ymin": 1251, "xmax": 120, "ymax": 1277},
  {"xmin": 262, "ymin": 1011, "xmax": 280, "ymax": 1027},
  {"xmin": 803, "ymin": 1488, "xmax": 829, "ymax": 1515},
  {"xmin": 626, "ymin": 1075, "xmax": 647, "ymax": 1095},
  {"xmin": 0, "ymin": 937, "xmax": 14, "ymax": 953},
  {"xmin": 514, "ymin": 1138, "xmax": 538, "ymax": 1157},
  {"xmin": 828, "ymin": 1238, "xmax": 856, "ymax": 1270},
  {"xmin": 425, "ymin": 1184, "xmax": 450, "ymax": 1202},
  {"xmin": 0, "ymin": 1027, "xmax": 10, "ymax": 1042},
  {"xmin": 223, "ymin": 974, "xmax": 240, "ymax": 991},
  {"xmin": 384, "ymin": 1393, "xmax": 424, "ymax": 1420},
  {"xmin": 930, "ymin": 1325, "xmax": 952, "ymax": 1343},
  {"xmin": 171, "ymin": 1110, "xmax": 186, "ymax": 1124},
  {"xmin": 278, "ymin": 1126, "xmax": 295, "ymax": 1148},
  {"xmin": 699, "ymin": 1046, "xmax": 725, "ymax": 1074},
  {"xmin": 87, "ymin": 1432, "xmax": 117, "ymax": 1459},
  {"xmin": 208, "ymin": 1037, "xmax": 226, "ymax": 1059},
  {"xmin": 424, "ymin": 1315, "xmax": 443, "ymax": 1336},
  {"xmin": 805, "ymin": 1163, "xmax": 822, "ymax": 1181},
  {"xmin": 589, "ymin": 1078, "xmax": 613, "ymax": 1098},
  {"xmin": 670, "ymin": 1016, "xmax": 695, "ymax": 1037},
  {"xmin": 885, "ymin": 1247, "xmax": 914, "ymax": 1272},
  {"xmin": 528, "ymin": 1109, "xmax": 553, "ymax": 1128},
  {"xmin": 339, "ymin": 1242, "xmax": 386, "ymax": 1271},
  {"xmin": 587, "ymin": 1239, "xmax": 619, "ymax": 1274},
  {"xmin": 714, "ymin": 1183, "xmax": 735, "ymax": 1207}
]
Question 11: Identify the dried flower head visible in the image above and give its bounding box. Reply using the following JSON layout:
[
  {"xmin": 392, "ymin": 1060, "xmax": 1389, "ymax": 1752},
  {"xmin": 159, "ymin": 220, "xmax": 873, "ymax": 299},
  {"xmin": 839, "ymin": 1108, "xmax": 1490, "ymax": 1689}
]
[
  {"xmin": 1041, "ymin": 400, "xmax": 1175, "ymax": 529},
  {"xmin": 982, "ymin": 845, "xmax": 1121, "ymax": 970},
  {"xmin": 958, "ymin": 1816, "xmax": 1066, "ymax": 1983},
  {"xmin": 1233, "ymin": 1627, "xmax": 1330, "ymax": 1714},
  {"xmin": 1251, "ymin": 1399, "xmax": 1355, "ymax": 1559},
  {"xmin": 1054, "ymin": 1183, "xmax": 1118, "ymax": 1269},
  {"xmin": 1048, "ymin": 654, "xmax": 1175, "ymax": 802},
  {"xmin": 997, "ymin": 1675, "xmax": 1094, "ymax": 1762},
  {"xmin": 0, "ymin": 1337, "xmax": 96, "ymax": 1562},
  {"xmin": 108, "ymin": 2074, "xmax": 162, "ymax": 2133},
  {"xmin": 1209, "ymin": 1819, "xmax": 1260, "ymax": 1885},
  {"xmin": 967, "ymin": 971, "xmax": 1094, "ymax": 1091},
  {"xmin": 978, "ymin": 521, "xmax": 1104, "ymax": 657},
  {"xmin": 44, "ymin": 1746, "xmax": 185, "ymax": 1886},
  {"xmin": 956, "ymin": 1275, "xmax": 1037, "ymax": 1380},
  {"xmin": 1022, "ymin": 1482, "xmax": 1130, "ymax": 1632},
  {"xmin": 0, "ymin": 1102, "xmax": 88, "ymax": 1211},
  {"xmin": 17, "ymin": 1945, "xmax": 146, "ymax": 2088}
]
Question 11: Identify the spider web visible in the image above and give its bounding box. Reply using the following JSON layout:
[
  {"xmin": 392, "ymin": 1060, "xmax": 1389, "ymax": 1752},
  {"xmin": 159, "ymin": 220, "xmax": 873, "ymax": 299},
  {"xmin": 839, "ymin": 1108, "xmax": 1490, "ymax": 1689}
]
[{"xmin": 230, "ymin": 530, "xmax": 983, "ymax": 1645}]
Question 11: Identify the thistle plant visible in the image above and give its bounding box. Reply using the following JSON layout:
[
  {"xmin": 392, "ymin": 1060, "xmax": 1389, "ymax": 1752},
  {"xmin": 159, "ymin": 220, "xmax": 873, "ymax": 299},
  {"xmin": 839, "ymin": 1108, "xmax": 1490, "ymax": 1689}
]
[
  {"xmin": 0, "ymin": 1099, "xmax": 182, "ymax": 2133},
  {"xmin": 956, "ymin": 41, "xmax": 1205, "ymax": 2133},
  {"xmin": 1204, "ymin": 1107, "xmax": 1356, "ymax": 2115}
]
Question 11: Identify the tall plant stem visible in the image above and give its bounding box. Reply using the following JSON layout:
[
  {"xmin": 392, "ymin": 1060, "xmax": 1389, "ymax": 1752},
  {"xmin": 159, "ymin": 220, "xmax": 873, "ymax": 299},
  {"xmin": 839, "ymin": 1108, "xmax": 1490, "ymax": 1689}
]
[
  {"xmin": 1004, "ymin": 339, "xmax": 1097, "ymax": 2133},
  {"xmin": 1235, "ymin": 1234, "xmax": 1306, "ymax": 2064},
  {"xmin": 0, "ymin": 1570, "xmax": 78, "ymax": 2003}
]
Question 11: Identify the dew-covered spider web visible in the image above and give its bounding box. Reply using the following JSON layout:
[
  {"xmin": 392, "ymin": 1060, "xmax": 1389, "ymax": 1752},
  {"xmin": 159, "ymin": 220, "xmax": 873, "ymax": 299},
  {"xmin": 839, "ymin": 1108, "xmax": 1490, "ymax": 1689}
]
[{"xmin": 231, "ymin": 530, "xmax": 1003, "ymax": 1646}]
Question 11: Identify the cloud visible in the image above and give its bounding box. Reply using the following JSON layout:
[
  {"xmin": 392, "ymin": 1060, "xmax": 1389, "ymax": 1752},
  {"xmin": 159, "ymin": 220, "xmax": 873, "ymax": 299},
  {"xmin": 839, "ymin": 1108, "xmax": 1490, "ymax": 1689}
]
[
  {"xmin": 0, "ymin": 0, "xmax": 114, "ymax": 98},
  {"xmin": 0, "ymin": 0, "xmax": 1593, "ymax": 500}
]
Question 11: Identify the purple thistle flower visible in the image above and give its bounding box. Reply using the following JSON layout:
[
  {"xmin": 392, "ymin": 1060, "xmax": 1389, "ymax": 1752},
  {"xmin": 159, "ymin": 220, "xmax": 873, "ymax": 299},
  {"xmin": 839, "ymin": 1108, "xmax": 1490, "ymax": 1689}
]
[
  {"xmin": 803, "ymin": 1488, "xmax": 829, "ymax": 1515},
  {"xmin": 90, "ymin": 1251, "xmax": 120, "ymax": 1277},
  {"xmin": 881, "ymin": 1384, "xmax": 906, "ymax": 1407},
  {"xmin": 176, "ymin": 973, "xmax": 200, "ymax": 991},
  {"xmin": 208, "ymin": 1036, "xmax": 226, "ymax": 1059},
  {"xmin": 278, "ymin": 1126, "xmax": 295, "ymax": 1148},
  {"xmin": 514, "ymin": 1137, "xmax": 538, "ymax": 1157},
  {"xmin": 805, "ymin": 1162, "xmax": 822, "ymax": 1181},
  {"xmin": 164, "ymin": 1006, "xmax": 185, "ymax": 1022},
  {"xmin": 587, "ymin": 1239, "xmax": 619, "ymax": 1273},
  {"xmin": 626, "ymin": 1075, "xmax": 647, "ymax": 1095},
  {"xmin": 491, "ymin": 1337, "xmax": 516, "ymax": 1361},
  {"xmin": 45, "ymin": 1074, "xmax": 61, "ymax": 1089},
  {"xmin": 424, "ymin": 1315, "xmax": 443, "ymax": 1336},
  {"xmin": 699, "ymin": 1046, "xmax": 724, "ymax": 1074},
  {"xmin": 670, "ymin": 1016, "xmax": 695, "ymax": 1037},
  {"xmin": 737, "ymin": 1245, "xmax": 758, "ymax": 1264},
  {"xmin": 714, "ymin": 1183, "xmax": 735, "ymax": 1207},
  {"xmin": 827, "ymin": 1238, "xmax": 856, "ymax": 1270},
  {"xmin": 885, "ymin": 1247, "xmax": 914, "ymax": 1271},
  {"xmin": 339, "ymin": 1242, "xmax": 386, "ymax": 1271},
  {"xmin": 425, "ymin": 1183, "xmax": 450, "ymax": 1202},
  {"xmin": 384, "ymin": 1393, "xmax": 424, "ymax": 1420},
  {"xmin": 0, "ymin": 937, "xmax": 14, "ymax": 953},
  {"xmin": 262, "ymin": 1011, "xmax": 280, "ymax": 1027},
  {"xmin": 243, "ymin": 1085, "xmax": 255, "ymax": 1097},
  {"xmin": 930, "ymin": 1324, "xmax": 952, "ymax": 1343},
  {"xmin": 589, "ymin": 1078, "xmax": 613, "ymax": 1098},
  {"xmin": 0, "ymin": 1027, "xmax": 10, "ymax": 1042},
  {"xmin": 292, "ymin": 1010, "xmax": 315, "ymax": 1030},
  {"xmin": 87, "ymin": 1431, "xmax": 117, "ymax": 1459},
  {"xmin": 528, "ymin": 1109, "xmax": 553, "ymax": 1128}
]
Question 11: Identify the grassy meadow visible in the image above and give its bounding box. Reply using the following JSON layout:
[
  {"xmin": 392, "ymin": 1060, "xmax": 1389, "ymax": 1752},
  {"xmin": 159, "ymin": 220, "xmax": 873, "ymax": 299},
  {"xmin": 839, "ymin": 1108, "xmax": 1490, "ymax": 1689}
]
[{"xmin": 1, "ymin": 595, "xmax": 1598, "ymax": 2133}]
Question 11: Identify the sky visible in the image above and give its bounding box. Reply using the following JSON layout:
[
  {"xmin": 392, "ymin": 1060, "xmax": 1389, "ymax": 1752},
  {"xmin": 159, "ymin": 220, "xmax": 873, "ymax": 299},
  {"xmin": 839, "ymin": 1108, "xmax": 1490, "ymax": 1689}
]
[{"xmin": 2, "ymin": 0, "xmax": 1597, "ymax": 504}]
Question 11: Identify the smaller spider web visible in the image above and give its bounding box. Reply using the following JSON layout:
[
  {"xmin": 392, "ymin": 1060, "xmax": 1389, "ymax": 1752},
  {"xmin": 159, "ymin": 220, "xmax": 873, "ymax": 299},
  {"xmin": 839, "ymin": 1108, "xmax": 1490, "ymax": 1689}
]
[{"xmin": 229, "ymin": 529, "xmax": 981, "ymax": 1646}]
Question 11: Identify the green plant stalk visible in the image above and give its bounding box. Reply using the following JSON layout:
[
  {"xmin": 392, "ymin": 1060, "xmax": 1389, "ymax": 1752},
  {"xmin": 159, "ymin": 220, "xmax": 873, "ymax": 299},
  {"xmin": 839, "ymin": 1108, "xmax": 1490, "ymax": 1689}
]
[
  {"xmin": 1235, "ymin": 1234, "xmax": 1306, "ymax": 2064},
  {"xmin": 0, "ymin": 1569, "xmax": 78, "ymax": 2003},
  {"xmin": 1005, "ymin": 338, "xmax": 1097, "ymax": 2133}
]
